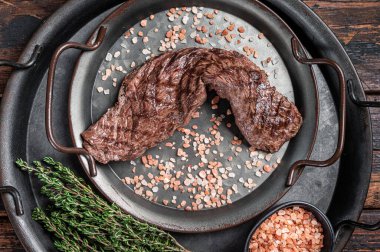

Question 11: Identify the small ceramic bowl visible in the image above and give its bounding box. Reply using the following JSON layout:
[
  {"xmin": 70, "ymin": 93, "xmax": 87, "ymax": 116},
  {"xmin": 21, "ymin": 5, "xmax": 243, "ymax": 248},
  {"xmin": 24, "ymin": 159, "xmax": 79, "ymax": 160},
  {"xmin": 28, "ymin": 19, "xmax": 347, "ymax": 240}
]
[{"xmin": 244, "ymin": 201, "xmax": 379, "ymax": 252}]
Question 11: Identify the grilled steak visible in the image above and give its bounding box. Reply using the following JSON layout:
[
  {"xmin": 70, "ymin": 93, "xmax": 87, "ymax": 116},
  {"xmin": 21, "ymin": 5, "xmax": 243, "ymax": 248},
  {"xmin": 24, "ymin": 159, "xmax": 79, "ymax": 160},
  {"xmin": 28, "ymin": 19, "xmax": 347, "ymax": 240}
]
[{"xmin": 81, "ymin": 48, "xmax": 302, "ymax": 164}]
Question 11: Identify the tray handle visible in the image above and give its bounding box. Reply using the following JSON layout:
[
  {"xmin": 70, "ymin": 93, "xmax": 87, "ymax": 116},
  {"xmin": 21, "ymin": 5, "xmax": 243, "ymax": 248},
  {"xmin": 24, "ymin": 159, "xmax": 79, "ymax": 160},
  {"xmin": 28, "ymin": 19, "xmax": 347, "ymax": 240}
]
[
  {"xmin": 0, "ymin": 45, "xmax": 41, "ymax": 217},
  {"xmin": 46, "ymin": 27, "xmax": 106, "ymax": 177},
  {"xmin": 348, "ymin": 79, "xmax": 380, "ymax": 107},
  {"xmin": 0, "ymin": 186, "xmax": 24, "ymax": 216},
  {"xmin": 286, "ymin": 38, "xmax": 346, "ymax": 186},
  {"xmin": 334, "ymin": 219, "xmax": 380, "ymax": 241},
  {"xmin": 0, "ymin": 45, "xmax": 42, "ymax": 69}
]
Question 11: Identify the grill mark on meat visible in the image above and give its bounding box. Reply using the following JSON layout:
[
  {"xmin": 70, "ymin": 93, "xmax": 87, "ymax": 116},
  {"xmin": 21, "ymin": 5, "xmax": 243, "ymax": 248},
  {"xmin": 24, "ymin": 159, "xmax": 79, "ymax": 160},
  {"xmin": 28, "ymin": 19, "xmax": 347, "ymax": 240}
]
[{"xmin": 81, "ymin": 48, "xmax": 302, "ymax": 164}]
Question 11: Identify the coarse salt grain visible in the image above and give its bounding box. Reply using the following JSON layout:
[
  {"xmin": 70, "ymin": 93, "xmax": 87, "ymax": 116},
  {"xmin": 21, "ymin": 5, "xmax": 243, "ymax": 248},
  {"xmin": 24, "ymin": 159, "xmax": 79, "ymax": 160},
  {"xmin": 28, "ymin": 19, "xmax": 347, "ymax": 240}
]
[
  {"xmin": 105, "ymin": 53, "xmax": 112, "ymax": 61},
  {"xmin": 142, "ymin": 49, "xmax": 151, "ymax": 55},
  {"xmin": 140, "ymin": 19, "xmax": 147, "ymax": 27}
]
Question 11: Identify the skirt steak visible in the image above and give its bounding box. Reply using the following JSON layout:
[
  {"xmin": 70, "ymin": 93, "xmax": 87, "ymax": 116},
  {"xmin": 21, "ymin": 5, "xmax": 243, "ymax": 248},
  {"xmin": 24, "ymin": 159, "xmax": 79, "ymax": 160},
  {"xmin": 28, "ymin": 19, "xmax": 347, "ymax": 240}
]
[{"xmin": 81, "ymin": 48, "xmax": 302, "ymax": 164}]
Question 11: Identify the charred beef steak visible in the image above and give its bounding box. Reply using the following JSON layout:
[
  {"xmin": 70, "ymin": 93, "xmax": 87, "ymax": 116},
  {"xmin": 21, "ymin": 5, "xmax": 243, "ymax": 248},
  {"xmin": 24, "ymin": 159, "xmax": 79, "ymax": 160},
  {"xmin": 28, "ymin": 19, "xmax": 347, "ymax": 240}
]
[{"xmin": 81, "ymin": 48, "xmax": 302, "ymax": 164}]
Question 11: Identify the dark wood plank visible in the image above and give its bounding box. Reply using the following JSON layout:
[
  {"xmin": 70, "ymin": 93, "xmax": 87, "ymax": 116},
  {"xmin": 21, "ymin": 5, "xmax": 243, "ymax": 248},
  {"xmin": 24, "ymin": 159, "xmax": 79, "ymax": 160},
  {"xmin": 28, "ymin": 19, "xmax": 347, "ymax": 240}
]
[
  {"xmin": 344, "ymin": 210, "xmax": 380, "ymax": 251},
  {"xmin": 0, "ymin": 211, "xmax": 23, "ymax": 251},
  {"xmin": 304, "ymin": 1, "xmax": 380, "ymax": 92},
  {"xmin": 365, "ymin": 107, "xmax": 380, "ymax": 209},
  {"xmin": 370, "ymin": 107, "xmax": 380, "ymax": 151},
  {"xmin": 365, "ymin": 172, "xmax": 380, "ymax": 209},
  {"xmin": 0, "ymin": 0, "xmax": 67, "ymax": 95}
]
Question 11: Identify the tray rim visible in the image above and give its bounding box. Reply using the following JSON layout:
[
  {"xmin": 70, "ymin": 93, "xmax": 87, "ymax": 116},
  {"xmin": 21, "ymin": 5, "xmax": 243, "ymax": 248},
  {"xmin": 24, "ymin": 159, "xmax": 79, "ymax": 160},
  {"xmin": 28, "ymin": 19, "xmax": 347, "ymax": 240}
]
[{"xmin": 0, "ymin": 0, "xmax": 372, "ymax": 251}]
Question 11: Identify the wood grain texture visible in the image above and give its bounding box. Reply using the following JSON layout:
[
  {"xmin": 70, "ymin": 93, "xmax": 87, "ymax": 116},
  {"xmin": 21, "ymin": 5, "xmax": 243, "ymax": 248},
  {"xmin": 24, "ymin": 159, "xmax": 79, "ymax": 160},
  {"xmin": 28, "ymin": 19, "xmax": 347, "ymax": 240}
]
[
  {"xmin": 343, "ymin": 210, "xmax": 380, "ymax": 251},
  {"xmin": 304, "ymin": 0, "xmax": 380, "ymax": 91},
  {"xmin": 0, "ymin": 211, "xmax": 23, "ymax": 251},
  {"xmin": 0, "ymin": 0, "xmax": 379, "ymax": 251},
  {"xmin": 0, "ymin": 0, "xmax": 66, "ymax": 95}
]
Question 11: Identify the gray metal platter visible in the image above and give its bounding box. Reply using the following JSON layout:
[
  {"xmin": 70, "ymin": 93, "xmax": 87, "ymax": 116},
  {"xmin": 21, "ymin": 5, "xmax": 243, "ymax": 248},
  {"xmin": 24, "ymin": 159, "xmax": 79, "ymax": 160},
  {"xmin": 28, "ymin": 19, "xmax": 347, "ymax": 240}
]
[
  {"xmin": 0, "ymin": 0, "xmax": 371, "ymax": 251},
  {"xmin": 69, "ymin": 0, "xmax": 318, "ymax": 233}
]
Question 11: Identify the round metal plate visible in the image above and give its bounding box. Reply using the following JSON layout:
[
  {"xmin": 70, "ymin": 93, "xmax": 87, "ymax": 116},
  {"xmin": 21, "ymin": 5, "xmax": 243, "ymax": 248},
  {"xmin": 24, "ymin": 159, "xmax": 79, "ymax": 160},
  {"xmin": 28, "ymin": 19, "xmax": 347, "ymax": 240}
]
[{"xmin": 69, "ymin": 0, "xmax": 318, "ymax": 232}]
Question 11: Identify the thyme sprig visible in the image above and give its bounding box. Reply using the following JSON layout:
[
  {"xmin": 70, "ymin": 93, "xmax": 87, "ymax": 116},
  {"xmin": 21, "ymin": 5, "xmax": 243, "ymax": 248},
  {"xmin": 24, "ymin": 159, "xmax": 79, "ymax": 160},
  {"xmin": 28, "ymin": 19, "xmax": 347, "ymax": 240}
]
[{"xmin": 16, "ymin": 158, "xmax": 185, "ymax": 252}]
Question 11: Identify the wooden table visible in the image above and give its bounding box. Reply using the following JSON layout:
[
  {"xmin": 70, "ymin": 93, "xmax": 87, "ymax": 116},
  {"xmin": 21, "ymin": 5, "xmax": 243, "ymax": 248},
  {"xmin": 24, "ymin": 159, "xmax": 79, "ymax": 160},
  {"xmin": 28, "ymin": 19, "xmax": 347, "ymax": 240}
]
[{"xmin": 0, "ymin": 0, "xmax": 379, "ymax": 251}]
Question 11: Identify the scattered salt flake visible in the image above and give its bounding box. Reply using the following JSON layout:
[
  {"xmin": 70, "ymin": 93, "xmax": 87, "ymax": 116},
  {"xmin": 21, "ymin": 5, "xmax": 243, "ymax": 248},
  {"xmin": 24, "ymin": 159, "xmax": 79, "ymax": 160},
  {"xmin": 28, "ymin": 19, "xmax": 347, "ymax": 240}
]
[
  {"xmin": 232, "ymin": 184, "xmax": 238, "ymax": 193},
  {"xmin": 142, "ymin": 49, "xmax": 151, "ymax": 55},
  {"xmin": 238, "ymin": 26, "xmax": 245, "ymax": 33},
  {"xmin": 97, "ymin": 87, "xmax": 104, "ymax": 93},
  {"xmin": 105, "ymin": 53, "xmax": 113, "ymax": 61},
  {"xmin": 131, "ymin": 61, "xmax": 136, "ymax": 68},
  {"xmin": 250, "ymin": 151, "xmax": 259, "ymax": 157},
  {"xmin": 263, "ymin": 165, "xmax": 271, "ymax": 173},
  {"xmin": 114, "ymin": 51, "xmax": 121, "ymax": 58},
  {"xmin": 132, "ymin": 37, "xmax": 138, "ymax": 44},
  {"xmin": 182, "ymin": 15, "xmax": 189, "ymax": 24},
  {"xmin": 199, "ymin": 170, "xmax": 206, "ymax": 179},
  {"xmin": 146, "ymin": 190, "xmax": 153, "ymax": 197},
  {"xmin": 190, "ymin": 31, "xmax": 197, "ymax": 39},
  {"xmin": 140, "ymin": 19, "xmax": 147, "ymax": 27}
]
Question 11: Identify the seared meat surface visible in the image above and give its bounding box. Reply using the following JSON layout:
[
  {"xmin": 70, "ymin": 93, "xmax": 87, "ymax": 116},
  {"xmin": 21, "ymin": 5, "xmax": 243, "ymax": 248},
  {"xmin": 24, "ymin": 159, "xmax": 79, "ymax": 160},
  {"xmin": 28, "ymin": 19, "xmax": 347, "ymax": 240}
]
[{"xmin": 81, "ymin": 48, "xmax": 302, "ymax": 164}]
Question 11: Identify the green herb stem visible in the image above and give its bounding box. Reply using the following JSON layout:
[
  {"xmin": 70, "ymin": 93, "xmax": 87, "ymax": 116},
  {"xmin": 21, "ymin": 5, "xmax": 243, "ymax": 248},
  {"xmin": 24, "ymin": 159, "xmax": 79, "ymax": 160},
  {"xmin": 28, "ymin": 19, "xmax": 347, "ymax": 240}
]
[{"xmin": 16, "ymin": 158, "xmax": 185, "ymax": 252}]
